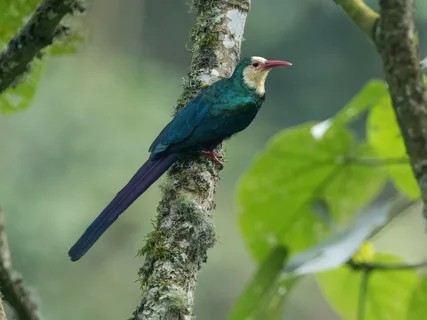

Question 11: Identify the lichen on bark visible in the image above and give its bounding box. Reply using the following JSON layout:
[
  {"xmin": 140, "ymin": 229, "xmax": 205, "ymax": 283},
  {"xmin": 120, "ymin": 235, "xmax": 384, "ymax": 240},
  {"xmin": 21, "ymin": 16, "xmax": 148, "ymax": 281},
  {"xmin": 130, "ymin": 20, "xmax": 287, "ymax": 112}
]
[{"xmin": 132, "ymin": 1, "xmax": 251, "ymax": 319}]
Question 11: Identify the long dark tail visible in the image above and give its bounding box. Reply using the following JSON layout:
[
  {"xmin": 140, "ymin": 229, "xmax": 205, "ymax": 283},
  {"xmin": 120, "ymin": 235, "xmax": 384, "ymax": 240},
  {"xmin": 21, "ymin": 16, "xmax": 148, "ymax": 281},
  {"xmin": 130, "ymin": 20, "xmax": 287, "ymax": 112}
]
[{"xmin": 68, "ymin": 153, "xmax": 179, "ymax": 261}]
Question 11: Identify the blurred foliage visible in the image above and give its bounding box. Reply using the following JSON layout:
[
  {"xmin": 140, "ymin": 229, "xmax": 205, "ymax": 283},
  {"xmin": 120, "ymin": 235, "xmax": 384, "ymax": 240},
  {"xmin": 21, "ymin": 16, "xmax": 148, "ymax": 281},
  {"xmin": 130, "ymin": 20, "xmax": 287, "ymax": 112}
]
[
  {"xmin": 235, "ymin": 79, "xmax": 426, "ymax": 319},
  {"xmin": 228, "ymin": 246, "xmax": 294, "ymax": 320},
  {"xmin": 408, "ymin": 275, "xmax": 427, "ymax": 320},
  {"xmin": 0, "ymin": 61, "xmax": 44, "ymax": 113},
  {"xmin": 367, "ymin": 97, "xmax": 419, "ymax": 198},
  {"xmin": 238, "ymin": 121, "xmax": 386, "ymax": 261},
  {"xmin": 0, "ymin": 0, "xmax": 39, "ymax": 43},
  {"xmin": 0, "ymin": 0, "xmax": 41, "ymax": 113},
  {"xmin": 284, "ymin": 201, "xmax": 412, "ymax": 275},
  {"xmin": 0, "ymin": 0, "xmax": 82, "ymax": 114},
  {"xmin": 317, "ymin": 253, "xmax": 417, "ymax": 320},
  {"xmin": 1, "ymin": 1, "xmax": 427, "ymax": 320}
]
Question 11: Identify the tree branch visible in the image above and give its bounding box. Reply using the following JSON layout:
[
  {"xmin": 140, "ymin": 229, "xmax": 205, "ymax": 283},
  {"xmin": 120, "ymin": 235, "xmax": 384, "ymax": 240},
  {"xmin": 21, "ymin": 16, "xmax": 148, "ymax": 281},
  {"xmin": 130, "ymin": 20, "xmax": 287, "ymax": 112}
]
[
  {"xmin": 344, "ymin": 156, "xmax": 409, "ymax": 166},
  {"xmin": 333, "ymin": 0, "xmax": 379, "ymax": 37},
  {"xmin": 0, "ymin": 297, "xmax": 6, "ymax": 320},
  {"xmin": 349, "ymin": 259, "xmax": 427, "ymax": 271},
  {"xmin": 0, "ymin": 209, "xmax": 40, "ymax": 320},
  {"xmin": 374, "ymin": 0, "xmax": 427, "ymax": 217},
  {"xmin": 0, "ymin": 0, "xmax": 83, "ymax": 93},
  {"xmin": 132, "ymin": 0, "xmax": 251, "ymax": 319},
  {"xmin": 357, "ymin": 270, "xmax": 369, "ymax": 320},
  {"xmin": 334, "ymin": 0, "xmax": 427, "ymax": 216}
]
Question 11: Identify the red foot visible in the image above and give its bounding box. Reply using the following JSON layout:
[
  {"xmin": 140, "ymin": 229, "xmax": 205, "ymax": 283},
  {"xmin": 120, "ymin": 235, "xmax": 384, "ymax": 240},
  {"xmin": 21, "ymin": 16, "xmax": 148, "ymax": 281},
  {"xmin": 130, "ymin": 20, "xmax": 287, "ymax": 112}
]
[{"xmin": 201, "ymin": 150, "xmax": 224, "ymax": 169}]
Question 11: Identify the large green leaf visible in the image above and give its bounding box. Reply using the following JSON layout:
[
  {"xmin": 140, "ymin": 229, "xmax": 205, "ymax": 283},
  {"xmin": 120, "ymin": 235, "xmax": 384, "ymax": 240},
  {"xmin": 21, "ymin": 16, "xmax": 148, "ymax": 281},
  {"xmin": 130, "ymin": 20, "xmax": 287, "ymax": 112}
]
[
  {"xmin": 407, "ymin": 275, "xmax": 427, "ymax": 320},
  {"xmin": 228, "ymin": 246, "xmax": 296, "ymax": 320},
  {"xmin": 238, "ymin": 122, "xmax": 386, "ymax": 261},
  {"xmin": 367, "ymin": 95, "xmax": 419, "ymax": 198},
  {"xmin": 334, "ymin": 80, "xmax": 388, "ymax": 125},
  {"xmin": 317, "ymin": 253, "xmax": 417, "ymax": 320}
]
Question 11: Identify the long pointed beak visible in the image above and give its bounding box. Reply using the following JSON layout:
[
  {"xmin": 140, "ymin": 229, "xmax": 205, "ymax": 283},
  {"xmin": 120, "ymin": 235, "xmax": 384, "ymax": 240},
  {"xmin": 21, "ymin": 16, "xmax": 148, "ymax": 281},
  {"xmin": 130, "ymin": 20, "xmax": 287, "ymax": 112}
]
[{"xmin": 263, "ymin": 60, "xmax": 292, "ymax": 70}]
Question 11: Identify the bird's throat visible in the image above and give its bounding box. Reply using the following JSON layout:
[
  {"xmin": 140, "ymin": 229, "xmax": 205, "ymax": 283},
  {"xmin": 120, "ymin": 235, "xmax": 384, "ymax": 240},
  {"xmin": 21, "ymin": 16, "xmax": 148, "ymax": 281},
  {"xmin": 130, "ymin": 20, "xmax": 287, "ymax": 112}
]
[{"xmin": 243, "ymin": 69, "xmax": 270, "ymax": 96}]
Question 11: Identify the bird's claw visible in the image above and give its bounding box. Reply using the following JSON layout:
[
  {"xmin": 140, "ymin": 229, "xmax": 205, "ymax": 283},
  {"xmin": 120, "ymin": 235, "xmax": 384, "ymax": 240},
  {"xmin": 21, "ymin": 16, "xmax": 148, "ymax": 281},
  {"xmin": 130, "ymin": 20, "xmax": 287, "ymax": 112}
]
[{"xmin": 201, "ymin": 150, "xmax": 224, "ymax": 169}]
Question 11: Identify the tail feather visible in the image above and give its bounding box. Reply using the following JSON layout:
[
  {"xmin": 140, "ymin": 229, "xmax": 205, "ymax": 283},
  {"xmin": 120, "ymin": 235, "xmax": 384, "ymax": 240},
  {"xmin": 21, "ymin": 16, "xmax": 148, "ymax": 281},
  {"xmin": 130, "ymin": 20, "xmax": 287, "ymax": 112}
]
[{"xmin": 68, "ymin": 153, "xmax": 179, "ymax": 261}]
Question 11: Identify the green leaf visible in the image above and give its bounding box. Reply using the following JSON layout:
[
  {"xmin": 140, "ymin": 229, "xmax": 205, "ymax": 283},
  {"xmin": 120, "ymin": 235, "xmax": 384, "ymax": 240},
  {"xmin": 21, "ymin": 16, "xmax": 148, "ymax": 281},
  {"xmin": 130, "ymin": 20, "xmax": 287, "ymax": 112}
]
[
  {"xmin": 367, "ymin": 95, "xmax": 419, "ymax": 198},
  {"xmin": 407, "ymin": 275, "xmax": 427, "ymax": 320},
  {"xmin": 0, "ymin": 0, "xmax": 81, "ymax": 114},
  {"xmin": 0, "ymin": 0, "xmax": 40, "ymax": 45},
  {"xmin": 49, "ymin": 32, "xmax": 84, "ymax": 55},
  {"xmin": 238, "ymin": 122, "xmax": 386, "ymax": 261},
  {"xmin": 256, "ymin": 276, "xmax": 297, "ymax": 320},
  {"xmin": 0, "ymin": 61, "xmax": 44, "ymax": 114},
  {"xmin": 285, "ymin": 197, "xmax": 415, "ymax": 275},
  {"xmin": 317, "ymin": 253, "xmax": 417, "ymax": 320},
  {"xmin": 228, "ymin": 247, "xmax": 296, "ymax": 320},
  {"xmin": 333, "ymin": 80, "xmax": 388, "ymax": 125}
]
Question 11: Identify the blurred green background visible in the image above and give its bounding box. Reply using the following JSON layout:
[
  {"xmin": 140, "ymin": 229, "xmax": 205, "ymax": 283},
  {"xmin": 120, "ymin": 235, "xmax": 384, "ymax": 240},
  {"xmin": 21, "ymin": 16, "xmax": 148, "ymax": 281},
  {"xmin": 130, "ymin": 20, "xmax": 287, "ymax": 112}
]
[{"xmin": 1, "ymin": 0, "xmax": 427, "ymax": 319}]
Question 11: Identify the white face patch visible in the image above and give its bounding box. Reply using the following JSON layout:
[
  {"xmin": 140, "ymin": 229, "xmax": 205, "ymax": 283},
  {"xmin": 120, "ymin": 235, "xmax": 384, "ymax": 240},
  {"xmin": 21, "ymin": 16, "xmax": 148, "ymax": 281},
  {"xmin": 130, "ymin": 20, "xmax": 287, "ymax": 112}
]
[{"xmin": 243, "ymin": 56, "xmax": 269, "ymax": 95}]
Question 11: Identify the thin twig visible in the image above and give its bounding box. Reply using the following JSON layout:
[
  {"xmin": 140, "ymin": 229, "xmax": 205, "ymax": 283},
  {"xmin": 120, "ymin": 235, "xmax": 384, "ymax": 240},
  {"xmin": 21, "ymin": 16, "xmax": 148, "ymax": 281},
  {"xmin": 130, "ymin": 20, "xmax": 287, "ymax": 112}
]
[
  {"xmin": 350, "ymin": 257, "xmax": 427, "ymax": 320},
  {"xmin": 0, "ymin": 0, "xmax": 83, "ymax": 93},
  {"xmin": 0, "ymin": 209, "xmax": 40, "ymax": 320},
  {"xmin": 349, "ymin": 259, "xmax": 427, "ymax": 272},
  {"xmin": 357, "ymin": 270, "xmax": 370, "ymax": 320},
  {"xmin": 344, "ymin": 156, "xmax": 409, "ymax": 166}
]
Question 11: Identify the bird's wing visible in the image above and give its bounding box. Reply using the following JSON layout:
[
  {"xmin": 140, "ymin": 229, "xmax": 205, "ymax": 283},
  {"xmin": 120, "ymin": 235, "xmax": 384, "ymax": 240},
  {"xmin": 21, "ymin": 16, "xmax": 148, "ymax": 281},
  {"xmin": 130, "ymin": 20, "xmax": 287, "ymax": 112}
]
[
  {"xmin": 149, "ymin": 82, "xmax": 258, "ymax": 155},
  {"xmin": 149, "ymin": 90, "xmax": 213, "ymax": 154},
  {"xmin": 173, "ymin": 98, "xmax": 259, "ymax": 149}
]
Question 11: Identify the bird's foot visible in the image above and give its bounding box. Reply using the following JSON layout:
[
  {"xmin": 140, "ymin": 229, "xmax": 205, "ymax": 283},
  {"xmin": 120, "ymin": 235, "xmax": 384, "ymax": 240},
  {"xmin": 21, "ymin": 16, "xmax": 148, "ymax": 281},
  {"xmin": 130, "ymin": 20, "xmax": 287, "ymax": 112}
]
[{"xmin": 201, "ymin": 150, "xmax": 224, "ymax": 169}]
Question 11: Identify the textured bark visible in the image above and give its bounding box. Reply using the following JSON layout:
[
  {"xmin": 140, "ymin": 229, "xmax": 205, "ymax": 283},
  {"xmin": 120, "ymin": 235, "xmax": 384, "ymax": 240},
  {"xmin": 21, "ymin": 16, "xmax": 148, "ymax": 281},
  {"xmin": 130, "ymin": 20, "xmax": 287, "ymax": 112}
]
[
  {"xmin": 0, "ymin": 209, "xmax": 39, "ymax": 320},
  {"xmin": 132, "ymin": 0, "xmax": 251, "ymax": 319},
  {"xmin": 374, "ymin": 0, "xmax": 427, "ymax": 216},
  {"xmin": 0, "ymin": 0, "xmax": 84, "ymax": 93},
  {"xmin": 0, "ymin": 298, "xmax": 6, "ymax": 320},
  {"xmin": 334, "ymin": 1, "xmax": 427, "ymax": 213}
]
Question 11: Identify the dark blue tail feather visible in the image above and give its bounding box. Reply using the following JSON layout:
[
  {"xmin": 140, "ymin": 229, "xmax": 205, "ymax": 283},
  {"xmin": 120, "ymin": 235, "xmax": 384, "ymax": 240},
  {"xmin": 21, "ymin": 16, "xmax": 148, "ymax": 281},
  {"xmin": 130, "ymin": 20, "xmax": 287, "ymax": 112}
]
[{"xmin": 68, "ymin": 153, "xmax": 179, "ymax": 261}]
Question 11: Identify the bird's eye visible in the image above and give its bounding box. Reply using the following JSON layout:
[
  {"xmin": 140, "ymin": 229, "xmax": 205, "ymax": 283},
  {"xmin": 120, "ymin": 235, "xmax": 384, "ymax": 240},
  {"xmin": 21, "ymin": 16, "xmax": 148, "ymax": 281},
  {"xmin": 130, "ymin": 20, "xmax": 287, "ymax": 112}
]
[{"xmin": 252, "ymin": 62, "xmax": 259, "ymax": 68}]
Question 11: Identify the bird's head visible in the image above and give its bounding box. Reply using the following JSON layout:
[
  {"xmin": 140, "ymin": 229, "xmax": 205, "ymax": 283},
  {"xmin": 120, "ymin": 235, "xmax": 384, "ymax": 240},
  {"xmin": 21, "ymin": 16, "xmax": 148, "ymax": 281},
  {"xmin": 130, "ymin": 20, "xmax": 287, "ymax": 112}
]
[{"xmin": 233, "ymin": 56, "xmax": 292, "ymax": 96}]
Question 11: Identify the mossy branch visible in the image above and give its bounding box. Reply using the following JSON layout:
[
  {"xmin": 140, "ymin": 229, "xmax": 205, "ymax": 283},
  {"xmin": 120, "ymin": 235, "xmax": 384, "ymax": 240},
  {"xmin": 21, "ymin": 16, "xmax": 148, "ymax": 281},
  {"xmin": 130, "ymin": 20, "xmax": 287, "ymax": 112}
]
[
  {"xmin": 0, "ymin": 298, "xmax": 6, "ymax": 320},
  {"xmin": 0, "ymin": 0, "xmax": 84, "ymax": 93},
  {"xmin": 0, "ymin": 209, "xmax": 40, "ymax": 320},
  {"xmin": 132, "ymin": 0, "xmax": 251, "ymax": 319},
  {"xmin": 334, "ymin": 1, "xmax": 427, "ymax": 216},
  {"xmin": 333, "ymin": 0, "xmax": 379, "ymax": 37}
]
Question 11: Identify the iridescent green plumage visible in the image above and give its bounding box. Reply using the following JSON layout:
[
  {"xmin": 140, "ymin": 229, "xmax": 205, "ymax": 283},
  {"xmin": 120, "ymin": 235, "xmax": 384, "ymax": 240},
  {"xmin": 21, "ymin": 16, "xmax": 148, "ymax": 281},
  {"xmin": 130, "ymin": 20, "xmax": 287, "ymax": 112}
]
[
  {"xmin": 68, "ymin": 56, "xmax": 291, "ymax": 261},
  {"xmin": 150, "ymin": 58, "xmax": 264, "ymax": 155}
]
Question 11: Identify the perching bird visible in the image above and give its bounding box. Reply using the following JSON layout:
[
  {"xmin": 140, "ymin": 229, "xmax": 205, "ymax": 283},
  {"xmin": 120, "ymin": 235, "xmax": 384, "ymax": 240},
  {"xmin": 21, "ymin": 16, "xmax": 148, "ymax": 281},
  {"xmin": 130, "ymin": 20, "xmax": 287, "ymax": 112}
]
[{"xmin": 68, "ymin": 56, "xmax": 291, "ymax": 261}]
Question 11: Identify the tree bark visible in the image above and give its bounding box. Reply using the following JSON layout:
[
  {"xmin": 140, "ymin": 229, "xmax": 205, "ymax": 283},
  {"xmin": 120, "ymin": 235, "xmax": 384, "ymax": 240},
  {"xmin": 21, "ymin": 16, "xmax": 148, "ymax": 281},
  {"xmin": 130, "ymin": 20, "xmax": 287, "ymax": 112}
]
[
  {"xmin": 132, "ymin": 0, "xmax": 251, "ymax": 319},
  {"xmin": 0, "ymin": 298, "xmax": 6, "ymax": 320},
  {"xmin": 0, "ymin": 209, "xmax": 39, "ymax": 320},
  {"xmin": 374, "ymin": 0, "xmax": 427, "ymax": 216},
  {"xmin": 333, "ymin": 0, "xmax": 427, "ymax": 212}
]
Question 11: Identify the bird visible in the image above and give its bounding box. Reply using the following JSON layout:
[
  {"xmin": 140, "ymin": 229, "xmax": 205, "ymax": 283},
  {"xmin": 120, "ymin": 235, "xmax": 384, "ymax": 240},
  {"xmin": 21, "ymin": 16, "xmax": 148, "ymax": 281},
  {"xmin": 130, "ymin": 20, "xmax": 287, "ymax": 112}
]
[{"xmin": 68, "ymin": 56, "xmax": 292, "ymax": 261}]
